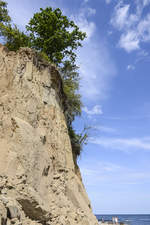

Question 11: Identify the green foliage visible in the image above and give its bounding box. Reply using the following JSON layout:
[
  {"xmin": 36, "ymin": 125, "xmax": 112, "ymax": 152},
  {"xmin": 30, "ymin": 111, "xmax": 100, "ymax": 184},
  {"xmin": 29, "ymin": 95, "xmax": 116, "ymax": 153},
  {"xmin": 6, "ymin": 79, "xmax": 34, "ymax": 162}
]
[
  {"xmin": 60, "ymin": 61, "xmax": 89, "ymax": 158},
  {"xmin": 60, "ymin": 61, "xmax": 82, "ymax": 126},
  {"xmin": 69, "ymin": 126, "xmax": 89, "ymax": 158},
  {"xmin": 0, "ymin": 23, "xmax": 30, "ymax": 51},
  {"xmin": 26, "ymin": 7, "xmax": 86, "ymax": 64},
  {"xmin": 38, "ymin": 51, "xmax": 51, "ymax": 63},
  {"xmin": 60, "ymin": 61, "xmax": 87, "ymax": 158},
  {"xmin": 0, "ymin": 1, "xmax": 30, "ymax": 51},
  {"xmin": 0, "ymin": 0, "xmax": 11, "ymax": 23}
]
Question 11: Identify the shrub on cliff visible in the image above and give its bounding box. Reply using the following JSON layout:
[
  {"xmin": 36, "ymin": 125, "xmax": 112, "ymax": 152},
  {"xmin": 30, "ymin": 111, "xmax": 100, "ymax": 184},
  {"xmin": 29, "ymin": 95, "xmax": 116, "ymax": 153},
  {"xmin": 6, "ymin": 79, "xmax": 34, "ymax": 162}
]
[
  {"xmin": 60, "ymin": 61, "xmax": 88, "ymax": 159},
  {"xmin": 60, "ymin": 61, "xmax": 82, "ymax": 125},
  {"xmin": 68, "ymin": 126, "xmax": 89, "ymax": 158}
]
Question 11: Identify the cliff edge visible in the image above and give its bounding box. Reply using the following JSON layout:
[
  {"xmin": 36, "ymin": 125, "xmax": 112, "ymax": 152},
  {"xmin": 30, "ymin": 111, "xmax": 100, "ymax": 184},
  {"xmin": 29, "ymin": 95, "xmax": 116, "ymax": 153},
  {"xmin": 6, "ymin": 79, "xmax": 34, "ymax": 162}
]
[{"xmin": 0, "ymin": 45, "xmax": 99, "ymax": 225}]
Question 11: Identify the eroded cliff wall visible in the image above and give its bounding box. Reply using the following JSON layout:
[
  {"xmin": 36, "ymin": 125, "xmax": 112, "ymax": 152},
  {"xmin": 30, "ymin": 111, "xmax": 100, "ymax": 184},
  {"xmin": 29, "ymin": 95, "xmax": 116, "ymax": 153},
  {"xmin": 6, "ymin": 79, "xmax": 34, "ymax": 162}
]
[{"xmin": 0, "ymin": 45, "xmax": 99, "ymax": 225}]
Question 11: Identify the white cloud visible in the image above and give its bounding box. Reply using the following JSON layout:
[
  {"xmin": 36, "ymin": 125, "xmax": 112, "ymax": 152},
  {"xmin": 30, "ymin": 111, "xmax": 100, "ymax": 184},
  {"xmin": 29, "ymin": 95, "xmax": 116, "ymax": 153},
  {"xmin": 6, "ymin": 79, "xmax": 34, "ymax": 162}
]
[
  {"xmin": 135, "ymin": 49, "xmax": 149, "ymax": 63},
  {"xmin": 87, "ymin": 8, "xmax": 96, "ymax": 16},
  {"xmin": 90, "ymin": 136, "xmax": 150, "ymax": 151},
  {"xmin": 78, "ymin": 40, "xmax": 116, "ymax": 100},
  {"xmin": 111, "ymin": 0, "xmax": 150, "ymax": 52},
  {"xmin": 80, "ymin": 159, "xmax": 150, "ymax": 188},
  {"xmin": 105, "ymin": 0, "xmax": 111, "ymax": 4},
  {"xmin": 81, "ymin": 162, "xmax": 120, "ymax": 177},
  {"xmin": 138, "ymin": 14, "xmax": 150, "ymax": 42},
  {"xmin": 111, "ymin": 4, "xmax": 130, "ymax": 30},
  {"xmin": 143, "ymin": 0, "xmax": 150, "ymax": 6},
  {"xmin": 127, "ymin": 64, "xmax": 135, "ymax": 70},
  {"xmin": 119, "ymin": 31, "xmax": 140, "ymax": 52},
  {"xmin": 137, "ymin": 49, "xmax": 149, "ymax": 57},
  {"xmin": 100, "ymin": 162, "xmax": 121, "ymax": 172},
  {"xmin": 94, "ymin": 125, "xmax": 116, "ymax": 133},
  {"xmin": 72, "ymin": 8, "xmax": 96, "ymax": 40},
  {"xmin": 80, "ymin": 161, "xmax": 122, "ymax": 186},
  {"xmin": 78, "ymin": 20, "xmax": 96, "ymax": 40},
  {"xmin": 83, "ymin": 105, "xmax": 103, "ymax": 115},
  {"xmin": 72, "ymin": 7, "xmax": 117, "ymax": 101}
]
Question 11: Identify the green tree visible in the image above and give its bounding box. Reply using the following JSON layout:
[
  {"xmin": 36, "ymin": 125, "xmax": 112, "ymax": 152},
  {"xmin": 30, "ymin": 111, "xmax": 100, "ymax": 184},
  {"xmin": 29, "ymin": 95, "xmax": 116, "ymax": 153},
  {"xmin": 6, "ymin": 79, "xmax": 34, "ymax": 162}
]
[
  {"xmin": 0, "ymin": 0, "xmax": 30, "ymax": 50},
  {"xmin": 26, "ymin": 7, "xmax": 86, "ymax": 64},
  {"xmin": 0, "ymin": 0, "xmax": 11, "ymax": 23},
  {"xmin": 0, "ymin": 23, "xmax": 30, "ymax": 50}
]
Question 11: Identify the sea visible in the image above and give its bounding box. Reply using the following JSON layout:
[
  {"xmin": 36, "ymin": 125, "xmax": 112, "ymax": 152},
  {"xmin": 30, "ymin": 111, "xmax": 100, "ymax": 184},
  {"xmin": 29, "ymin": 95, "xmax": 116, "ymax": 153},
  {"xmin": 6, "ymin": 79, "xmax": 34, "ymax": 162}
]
[{"xmin": 96, "ymin": 214, "xmax": 150, "ymax": 225}]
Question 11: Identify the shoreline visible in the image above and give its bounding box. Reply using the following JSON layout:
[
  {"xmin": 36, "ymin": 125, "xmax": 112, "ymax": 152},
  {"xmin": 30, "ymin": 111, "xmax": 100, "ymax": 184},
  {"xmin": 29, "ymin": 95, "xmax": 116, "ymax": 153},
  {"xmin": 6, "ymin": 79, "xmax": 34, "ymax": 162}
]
[{"xmin": 99, "ymin": 223, "xmax": 128, "ymax": 225}]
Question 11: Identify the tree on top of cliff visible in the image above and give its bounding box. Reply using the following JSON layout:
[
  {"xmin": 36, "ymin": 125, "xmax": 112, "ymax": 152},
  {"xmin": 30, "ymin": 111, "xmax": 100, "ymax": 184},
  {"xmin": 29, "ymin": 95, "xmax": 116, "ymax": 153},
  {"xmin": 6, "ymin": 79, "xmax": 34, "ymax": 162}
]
[
  {"xmin": 0, "ymin": 2, "xmax": 86, "ymax": 65},
  {"xmin": 0, "ymin": 1, "xmax": 88, "ymax": 159},
  {"xmin": 26, "ymin": 7, "xmax": 86, "ymax": 64}
]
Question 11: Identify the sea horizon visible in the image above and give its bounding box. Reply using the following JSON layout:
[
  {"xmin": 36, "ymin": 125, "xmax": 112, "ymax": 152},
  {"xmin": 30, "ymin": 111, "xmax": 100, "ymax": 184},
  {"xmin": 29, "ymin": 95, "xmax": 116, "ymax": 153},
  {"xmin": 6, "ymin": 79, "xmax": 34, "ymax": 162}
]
[
  {"xmin": 95, "ymin": 214, "xmax": 150, "ymax": 215},
  {"xmin": 96, "ymin": 214, "xmax": 150, "ymax": 225}
]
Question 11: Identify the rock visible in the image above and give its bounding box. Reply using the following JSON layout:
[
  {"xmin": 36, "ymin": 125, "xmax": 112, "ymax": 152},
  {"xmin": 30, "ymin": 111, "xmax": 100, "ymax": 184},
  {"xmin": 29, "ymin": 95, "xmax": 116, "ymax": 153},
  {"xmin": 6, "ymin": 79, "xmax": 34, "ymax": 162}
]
[
  {"xmin": 0, "ymin": 45, "xmax": 99, "ymax": 225},
  {"xmin": 7, "ymin": 205, "xmax": 20, "ymax": 220},
  {"xmin": 0, "ymin": 202, "xmax": 7, "ymax": 225}
]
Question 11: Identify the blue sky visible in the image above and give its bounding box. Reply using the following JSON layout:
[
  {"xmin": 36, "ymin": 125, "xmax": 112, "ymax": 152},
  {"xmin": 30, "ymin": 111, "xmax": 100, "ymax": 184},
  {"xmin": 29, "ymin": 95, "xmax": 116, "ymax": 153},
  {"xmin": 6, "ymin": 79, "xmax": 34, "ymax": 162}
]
[{"xmin": 4, "ymin": 0, "xmax": 150, "ymax": 214}]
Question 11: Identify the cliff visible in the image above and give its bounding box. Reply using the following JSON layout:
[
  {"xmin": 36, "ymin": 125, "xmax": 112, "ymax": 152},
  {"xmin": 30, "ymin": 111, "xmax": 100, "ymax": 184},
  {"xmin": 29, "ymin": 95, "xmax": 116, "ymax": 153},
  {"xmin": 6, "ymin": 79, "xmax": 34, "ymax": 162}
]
[{"xmin": 0, "ymin": 45, "xmax": 99, "ymax": 225}]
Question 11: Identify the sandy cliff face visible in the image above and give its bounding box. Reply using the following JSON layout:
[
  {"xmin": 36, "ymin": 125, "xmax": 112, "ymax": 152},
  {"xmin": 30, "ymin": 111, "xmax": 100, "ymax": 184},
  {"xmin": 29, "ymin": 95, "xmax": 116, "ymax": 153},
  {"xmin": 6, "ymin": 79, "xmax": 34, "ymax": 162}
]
[{"xmin": 0, "ymin": 45, "xmax": 99, "ymax": 225}]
